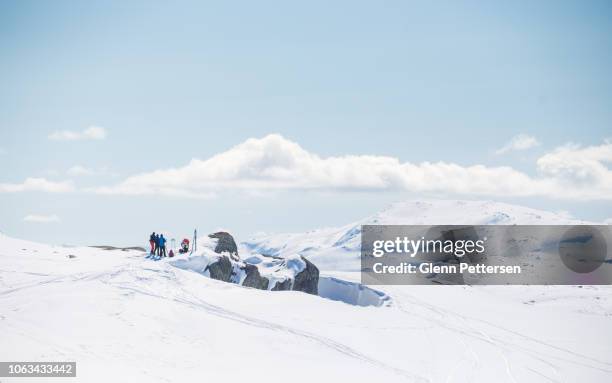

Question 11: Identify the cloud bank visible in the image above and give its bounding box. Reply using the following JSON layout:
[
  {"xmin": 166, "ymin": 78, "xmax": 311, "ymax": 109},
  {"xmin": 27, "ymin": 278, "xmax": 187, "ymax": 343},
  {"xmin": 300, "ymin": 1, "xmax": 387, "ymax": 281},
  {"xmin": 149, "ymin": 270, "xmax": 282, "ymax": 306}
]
[
  {"xmin": 23, "ymin": 214, "xmax": 60, "ymax": 223},
  {"xmin": 0, "ymin": 178, "xmax": 74, "ymax": 193},
  {"xmin": 495, "ymin": 134, "xmax": 540, "ymax": 154},
  {"xmin": 48, "ymin": 126, "xmax": 107, "ymax": 141},
  {"xmin": 94, "ymin": 134, "xmax": 612, "ymax": 200}
]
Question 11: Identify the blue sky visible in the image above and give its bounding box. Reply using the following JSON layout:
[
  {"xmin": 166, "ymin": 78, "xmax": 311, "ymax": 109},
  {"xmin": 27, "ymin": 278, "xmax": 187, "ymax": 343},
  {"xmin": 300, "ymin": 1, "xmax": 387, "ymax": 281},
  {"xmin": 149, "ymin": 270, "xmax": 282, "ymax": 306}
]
[{"xmin": 1, "ymin": 0, "xmax": 611, "ymax": 245}]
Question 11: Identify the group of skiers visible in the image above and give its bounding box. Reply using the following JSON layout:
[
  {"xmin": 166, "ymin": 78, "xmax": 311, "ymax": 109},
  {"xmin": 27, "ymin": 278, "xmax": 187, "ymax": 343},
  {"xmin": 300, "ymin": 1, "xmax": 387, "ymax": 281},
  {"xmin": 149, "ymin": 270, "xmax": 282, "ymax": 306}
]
[
  {"xmin": 148, "ymin": 232, "xmax": 191, "ymax": 258},
  {"xmin": 149, "ymin": 232, "xmax": 169, "ymax": 257}
]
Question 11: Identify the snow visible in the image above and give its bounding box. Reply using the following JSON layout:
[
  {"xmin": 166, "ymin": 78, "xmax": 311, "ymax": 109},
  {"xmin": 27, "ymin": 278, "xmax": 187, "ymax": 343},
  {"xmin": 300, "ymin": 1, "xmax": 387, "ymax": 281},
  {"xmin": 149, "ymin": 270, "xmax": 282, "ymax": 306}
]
[
  {"xmin": 1, "ymin": 200, "xmax": 612, "ymax": 382},
  {"xmin": 318, "ymin": 276, "xmax": 390, "ymax": 307}
]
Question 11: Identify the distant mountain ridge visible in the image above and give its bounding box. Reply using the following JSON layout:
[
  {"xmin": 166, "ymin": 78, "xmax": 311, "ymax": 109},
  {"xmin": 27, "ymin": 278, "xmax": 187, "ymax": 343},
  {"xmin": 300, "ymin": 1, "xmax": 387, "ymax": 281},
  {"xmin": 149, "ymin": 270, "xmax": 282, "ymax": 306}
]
[{"xmin": 242, "ymin": 200, "xmax": 591, "ymax": 271}]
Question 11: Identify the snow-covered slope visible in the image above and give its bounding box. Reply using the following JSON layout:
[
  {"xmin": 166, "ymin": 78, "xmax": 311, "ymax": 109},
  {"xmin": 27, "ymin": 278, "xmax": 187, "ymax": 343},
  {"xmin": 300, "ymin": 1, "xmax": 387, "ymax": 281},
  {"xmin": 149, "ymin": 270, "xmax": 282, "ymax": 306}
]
[
  {"xmin": 243, "ymin": 200, "xmax": 588, "ymax": 271},
  {"xmin": 1, "ymin": 200, "xmax": 611, "ymax": 383}
]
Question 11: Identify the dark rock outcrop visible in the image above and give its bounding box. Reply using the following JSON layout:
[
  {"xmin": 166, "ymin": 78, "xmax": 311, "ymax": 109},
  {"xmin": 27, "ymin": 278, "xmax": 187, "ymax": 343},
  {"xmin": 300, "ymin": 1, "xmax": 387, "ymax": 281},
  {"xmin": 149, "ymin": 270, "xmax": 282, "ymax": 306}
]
[
  {"xmin": 293, "ymin": 256, "xmax": 319, "ymax": 295},
  {"xmin": 209, "ymin": 232, "xmax": 239, "ymax": 258},
  {"xmin": 202, "ymin": 231, "xmax": 319, "ymax": 295},
  {"xmin": 241, "ymin": 264, "xmax": 269, "ymax": 290},
  {"xmin": 91, "ymin": 245, "xmax": 147, "ymax": 252},
  {"xmin": 271, "ymin": 279, "xmax": 292, "ymax": 291},
  {"xmin": 268, "ymin": 256, "xmax": 319, "ymax": 295},
  {"xmin": 206, "ymin": 255, "xmax": 232, "ymax": 282}
]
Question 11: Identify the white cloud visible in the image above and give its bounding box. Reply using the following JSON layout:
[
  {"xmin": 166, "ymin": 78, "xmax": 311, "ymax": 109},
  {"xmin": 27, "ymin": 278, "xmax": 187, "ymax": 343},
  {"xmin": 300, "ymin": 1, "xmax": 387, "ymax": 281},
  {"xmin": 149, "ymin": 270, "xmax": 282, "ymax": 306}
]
[
  {"xmin": 495, "ymin": 134, "xmax": 540, "ymax": 154},
  {"xmin": 95, "ymin": 134, "xmax": 612, "ymax": 200},
  {"xmin": 67, "ymin": 165, "xmax": 95, "ymax": 176},
  {"xmin": 23, "ymin": 214, "xmax": 60, "ymax": 223},
  {"xmin": 535, "ymin": 141, "xmax": 612, "ymax": 199},
  {"xmin": 5, "ymin": 135, "xmax": 608, "ymax": 200},
  {"xmin": 48, "ymin": 126, "xmax": 107, "ymax": 141},
  {"xmin": 0, "ymin": 178, "xmax": 74, "ymax": 193}
]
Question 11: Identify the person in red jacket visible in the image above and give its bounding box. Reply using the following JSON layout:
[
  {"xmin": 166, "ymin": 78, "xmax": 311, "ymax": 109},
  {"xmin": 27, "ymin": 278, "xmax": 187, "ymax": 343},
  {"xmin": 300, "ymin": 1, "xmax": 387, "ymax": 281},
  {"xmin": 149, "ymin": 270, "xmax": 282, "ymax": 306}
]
[
  {"xmin": 149, "ymin": 232, "xmax": 156, "ymax": 255},
  {"xmin": 179, "ymin": 238, "xmax": 190, "ymax": 254}
]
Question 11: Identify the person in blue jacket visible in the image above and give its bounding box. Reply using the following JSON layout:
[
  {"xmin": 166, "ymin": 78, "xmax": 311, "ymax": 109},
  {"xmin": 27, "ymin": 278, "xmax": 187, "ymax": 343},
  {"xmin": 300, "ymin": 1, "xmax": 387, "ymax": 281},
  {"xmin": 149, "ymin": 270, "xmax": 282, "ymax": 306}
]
[{"xmin": 158, "ymin": 234, "xmax": 167, "ymax": 257}]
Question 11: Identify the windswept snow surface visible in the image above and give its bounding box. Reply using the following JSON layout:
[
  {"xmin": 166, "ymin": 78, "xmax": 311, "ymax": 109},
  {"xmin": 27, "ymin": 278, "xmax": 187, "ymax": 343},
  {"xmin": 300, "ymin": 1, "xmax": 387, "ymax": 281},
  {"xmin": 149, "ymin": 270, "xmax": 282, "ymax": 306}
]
[{"xmin": 2, "ymin": 200, "xmax": 612, "ymax": 382}]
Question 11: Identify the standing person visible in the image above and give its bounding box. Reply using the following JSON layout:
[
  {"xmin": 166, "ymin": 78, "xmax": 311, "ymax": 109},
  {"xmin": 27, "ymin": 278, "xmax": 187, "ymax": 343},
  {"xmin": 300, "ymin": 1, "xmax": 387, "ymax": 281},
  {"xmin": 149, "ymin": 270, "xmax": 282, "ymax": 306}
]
[
  {"xmin": 155, "ymin": 233, "xmax": 160, "ymax": 256},
  {"xmin": 149, "ymin": 232, "xmax": 156, "ymax": 255},
  {"xmin": 159, "ymin": 234, "xmax": 167, "ymax": 257}
]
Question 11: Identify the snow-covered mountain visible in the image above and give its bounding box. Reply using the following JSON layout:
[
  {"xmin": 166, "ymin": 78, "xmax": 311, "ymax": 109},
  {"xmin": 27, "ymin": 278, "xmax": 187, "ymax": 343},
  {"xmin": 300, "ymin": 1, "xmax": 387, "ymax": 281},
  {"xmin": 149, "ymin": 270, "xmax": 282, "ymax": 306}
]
[
  {"xmin": 1, "ymin": 200, "xmax": 611, "ymax": 383},
  {"xmin": 243, "ymin": 200, "xmax": 588, "ymax": 271}
]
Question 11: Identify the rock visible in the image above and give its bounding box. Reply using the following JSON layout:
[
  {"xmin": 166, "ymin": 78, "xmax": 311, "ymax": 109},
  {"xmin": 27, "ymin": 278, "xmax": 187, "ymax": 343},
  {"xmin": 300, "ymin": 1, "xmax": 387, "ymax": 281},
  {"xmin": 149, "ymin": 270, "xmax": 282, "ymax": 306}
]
[
  {"xmin": 206, "ymin": 255, "xmax": 233, "ymax": 282},
  {"xmin": 271, "ymin": 279, "xmax": 292, "ymax": 291},
  {"xmin": 209, "ymin": 232, "xmax": 239, "ymax": 260},
  {"xmin": 293, "ymin": 256, "xmax": 319, "ymax": 295},
  {"xmin": 271, "ymin": 256, "xmax": 319, "ymax": 295},
  {"xmin": 90, "ymin": 245, "xmax": 147, "ymax": 252},
  {"xmin": 200, "ymin": 231, "xmax": 319, "ymax": 295},
  {"xmin": 241, "ymin": 264, "xmax": 269, "ymax": 290}
]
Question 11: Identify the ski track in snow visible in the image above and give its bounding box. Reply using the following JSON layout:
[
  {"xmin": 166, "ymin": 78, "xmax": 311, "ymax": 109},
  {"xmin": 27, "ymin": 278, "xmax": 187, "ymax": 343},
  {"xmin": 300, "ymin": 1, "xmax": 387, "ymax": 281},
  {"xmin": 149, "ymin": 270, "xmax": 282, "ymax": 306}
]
[
  {"xmin": 5, "ymin": 257, "xmax": 611, "ymax": 382},
  {"xmin": 102, "ymin": 265, "xmax": 428, "ymax": 382},
  {"xmin": 392, "ymin": 290, "xmax": 611, "ymax": 382}
]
